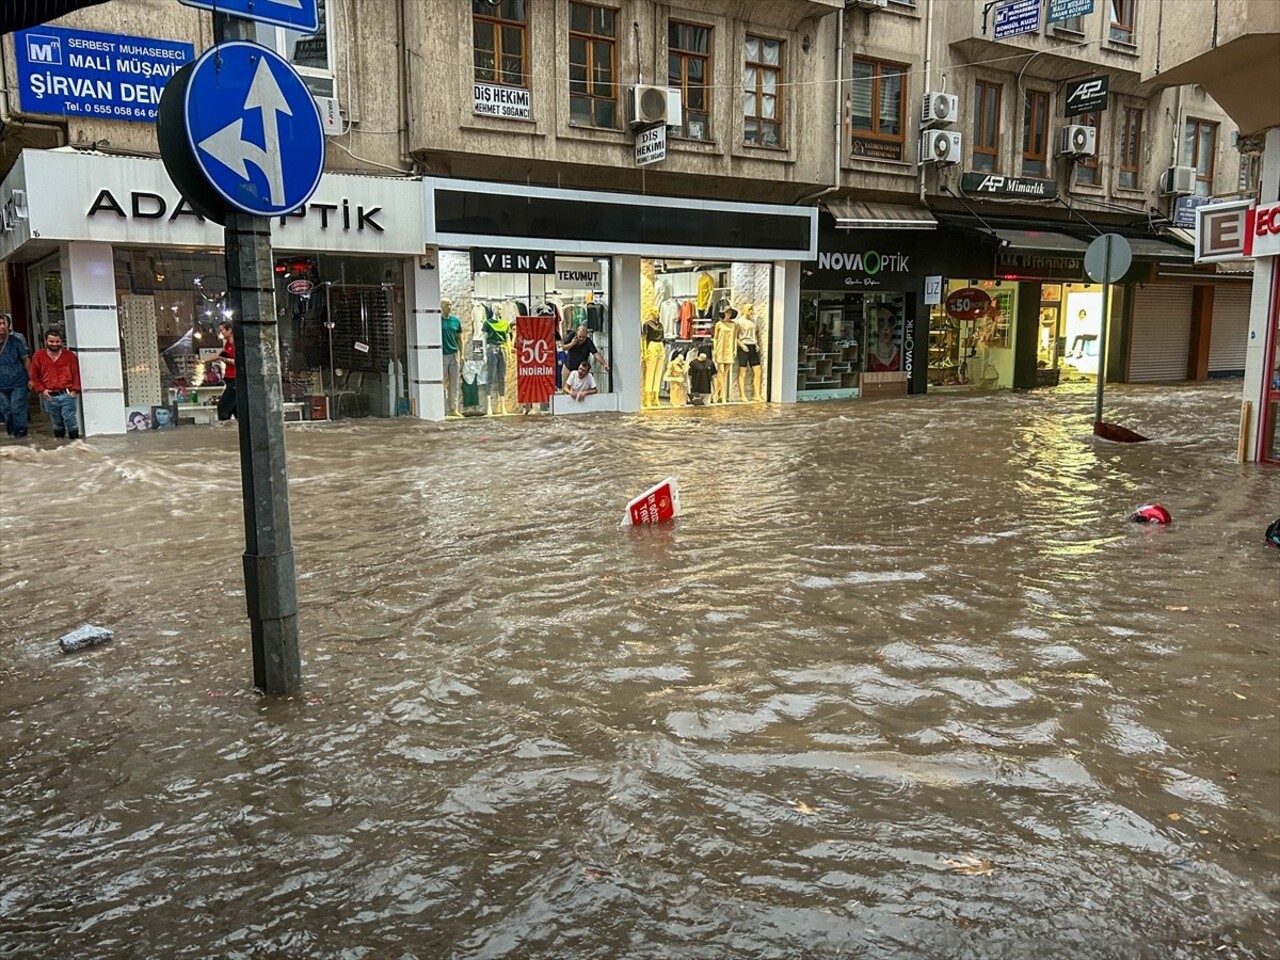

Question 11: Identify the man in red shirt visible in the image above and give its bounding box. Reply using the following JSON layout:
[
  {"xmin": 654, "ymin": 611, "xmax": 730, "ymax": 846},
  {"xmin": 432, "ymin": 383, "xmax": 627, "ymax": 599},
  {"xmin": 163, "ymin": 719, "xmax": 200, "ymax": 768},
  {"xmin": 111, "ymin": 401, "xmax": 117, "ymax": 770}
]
[
  {"xmin": 28, "ymin": 328, "xmax": 81, "ymax": 440},
  {"xmin": 215, "ymin": 321, "xmax": 237, "ymax": 421}
]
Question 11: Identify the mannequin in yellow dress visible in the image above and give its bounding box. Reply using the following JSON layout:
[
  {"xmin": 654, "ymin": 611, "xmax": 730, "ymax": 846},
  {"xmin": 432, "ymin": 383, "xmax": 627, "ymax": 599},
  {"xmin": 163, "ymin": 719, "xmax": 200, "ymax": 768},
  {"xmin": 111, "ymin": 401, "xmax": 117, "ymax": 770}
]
[{"xmin": 712, "ymin": 305, "xmax": 739, "ymax": 402}]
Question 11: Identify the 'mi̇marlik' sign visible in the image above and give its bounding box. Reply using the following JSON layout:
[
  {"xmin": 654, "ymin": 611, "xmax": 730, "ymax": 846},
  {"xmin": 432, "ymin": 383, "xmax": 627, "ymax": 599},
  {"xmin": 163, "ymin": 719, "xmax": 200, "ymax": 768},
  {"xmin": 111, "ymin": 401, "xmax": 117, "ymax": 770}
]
[{"xmin": 16, "ymin": 26, "xmax": 193, "ymax": 123}]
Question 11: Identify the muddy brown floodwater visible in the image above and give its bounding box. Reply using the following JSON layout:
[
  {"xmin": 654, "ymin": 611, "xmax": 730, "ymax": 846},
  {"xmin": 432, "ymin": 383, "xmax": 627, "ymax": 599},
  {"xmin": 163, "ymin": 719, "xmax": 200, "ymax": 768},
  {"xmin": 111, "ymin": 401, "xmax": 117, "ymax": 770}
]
[{"xmin": 1, "ymin": 380, "xmax": 1278, "ymax": 959}]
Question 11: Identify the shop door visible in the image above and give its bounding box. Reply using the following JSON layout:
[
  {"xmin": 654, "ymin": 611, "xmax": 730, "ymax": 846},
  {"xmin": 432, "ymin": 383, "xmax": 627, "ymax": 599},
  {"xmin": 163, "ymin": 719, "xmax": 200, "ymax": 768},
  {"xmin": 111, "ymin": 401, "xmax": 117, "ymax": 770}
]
[
  {"xmin": 1128, "ymin": 284, "xmax": 1193, "ymax": 382},
  {"xmin": 27, "ymin": 256, "xmax": 64, "ymax": 342},
  {"xmin": 1207, "ymin": 285, "xmax": 1251, "ymax": 376}
]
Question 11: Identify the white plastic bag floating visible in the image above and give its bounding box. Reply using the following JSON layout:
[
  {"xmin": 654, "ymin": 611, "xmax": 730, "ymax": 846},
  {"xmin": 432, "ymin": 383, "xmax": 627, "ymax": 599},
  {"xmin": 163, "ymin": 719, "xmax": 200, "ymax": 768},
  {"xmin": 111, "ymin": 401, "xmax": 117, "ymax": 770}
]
[{"xmin": 621, "ymin": 477, "xmax": 680, "ymax": 527}]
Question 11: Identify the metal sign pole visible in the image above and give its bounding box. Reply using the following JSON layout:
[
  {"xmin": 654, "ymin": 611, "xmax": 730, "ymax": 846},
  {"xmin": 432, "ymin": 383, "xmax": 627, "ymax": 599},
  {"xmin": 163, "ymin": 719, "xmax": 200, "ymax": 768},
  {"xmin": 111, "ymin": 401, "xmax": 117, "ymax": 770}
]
[
  {"xmin": 215, "ymin": 13, "xmax": 302, "ymax": 694},
  {"xmin": 1093, "ymin": 234, "xmax": 1111, "ymax": 425}
]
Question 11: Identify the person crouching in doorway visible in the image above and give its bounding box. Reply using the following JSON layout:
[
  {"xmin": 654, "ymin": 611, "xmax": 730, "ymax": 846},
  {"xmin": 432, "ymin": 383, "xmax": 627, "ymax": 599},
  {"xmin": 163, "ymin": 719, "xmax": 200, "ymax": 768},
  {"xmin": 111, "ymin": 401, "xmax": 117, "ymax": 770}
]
[
  {"xmin": 28, "ymin": 329, "xmax": 80, "ymax": 440},
  {"xmin": 216, "ymin": 321, "xmax": 238, "ymax": 421},
  {"xmin": 564, "ymin": 360, "xmax": 598, "ymax": 402}
]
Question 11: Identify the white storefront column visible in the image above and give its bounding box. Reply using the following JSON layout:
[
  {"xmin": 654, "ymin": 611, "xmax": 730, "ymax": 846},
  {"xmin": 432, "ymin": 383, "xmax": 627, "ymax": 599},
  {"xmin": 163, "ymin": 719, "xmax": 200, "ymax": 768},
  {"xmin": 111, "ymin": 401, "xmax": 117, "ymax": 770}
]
[
  {"xmin": 771, "ymin": 260, "xmax": 800, "ymax": 404},
  {"xmin": 614, "ymin": 255, "xmax": 642, "ymax": 413},
  {"xmin": 59, "ymin": 241, "xmax": 123, "ymax": 437},
  {"xmin": 1242, "ymin": 127, "xmax": 1280, "ymax": 461},
  {"xmin": 406, "ymin": 261, "xmax": 444, "ymax": 421}
]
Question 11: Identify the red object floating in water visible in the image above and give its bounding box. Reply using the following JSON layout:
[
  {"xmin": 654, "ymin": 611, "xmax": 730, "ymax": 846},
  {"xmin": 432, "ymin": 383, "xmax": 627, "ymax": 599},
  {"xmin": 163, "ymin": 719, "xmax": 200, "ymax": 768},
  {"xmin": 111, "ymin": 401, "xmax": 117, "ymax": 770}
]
[{"xmin": 1131, "ymin": 504, "xmax": 1172, "ymax": 524}]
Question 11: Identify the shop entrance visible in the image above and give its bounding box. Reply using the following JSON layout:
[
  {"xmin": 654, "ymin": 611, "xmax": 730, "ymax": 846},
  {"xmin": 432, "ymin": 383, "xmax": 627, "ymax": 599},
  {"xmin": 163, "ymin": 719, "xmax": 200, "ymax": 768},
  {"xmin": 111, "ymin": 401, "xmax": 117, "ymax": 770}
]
[
  {"xmin": 439, "ymin": 251, "xmax": 613, "ymax": 417},
  {"xmin": 641, "ymin": 259, "xmax": 771, "ymax": 408},
  {"xmin": 799, "ymin": 292, "xmax": 906, "ymax": 398}
]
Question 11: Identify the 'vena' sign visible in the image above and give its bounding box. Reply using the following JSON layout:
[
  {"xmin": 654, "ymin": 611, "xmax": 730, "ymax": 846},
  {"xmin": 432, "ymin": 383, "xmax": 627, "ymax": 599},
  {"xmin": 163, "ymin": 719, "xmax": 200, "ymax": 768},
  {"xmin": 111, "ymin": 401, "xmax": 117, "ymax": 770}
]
[{"xmin": 945, "ymin": 287, "xmax": 991, "ymax": 321}]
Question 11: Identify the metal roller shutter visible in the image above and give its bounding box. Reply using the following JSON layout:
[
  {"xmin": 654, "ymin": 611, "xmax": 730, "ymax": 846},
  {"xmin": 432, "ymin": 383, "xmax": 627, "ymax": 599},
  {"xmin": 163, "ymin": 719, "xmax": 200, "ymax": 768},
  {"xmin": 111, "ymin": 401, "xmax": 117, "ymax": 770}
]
[
  {"xmin": 1208, "ymin": 285, "xmax": 1251, "ymax": 374},
  {"xmin": 1129, "ymin": 284, "xmax": 1192, "ymax": 382}
]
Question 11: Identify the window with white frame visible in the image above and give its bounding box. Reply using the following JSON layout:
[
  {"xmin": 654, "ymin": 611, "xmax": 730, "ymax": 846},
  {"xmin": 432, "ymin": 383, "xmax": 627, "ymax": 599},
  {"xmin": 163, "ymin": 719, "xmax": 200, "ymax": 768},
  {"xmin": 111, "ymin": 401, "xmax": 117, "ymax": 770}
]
[{"xmin": 255, "ymin": 0, "xmax": 335, "ymax": 98}]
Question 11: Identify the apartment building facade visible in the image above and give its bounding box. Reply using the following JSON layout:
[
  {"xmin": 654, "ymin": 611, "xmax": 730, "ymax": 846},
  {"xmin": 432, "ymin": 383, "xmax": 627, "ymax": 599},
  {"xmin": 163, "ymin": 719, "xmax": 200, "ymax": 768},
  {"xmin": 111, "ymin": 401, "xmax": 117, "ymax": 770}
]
[{"xmin": 0, "ymin": 0, "xmax": 1259, "ymax": 434}]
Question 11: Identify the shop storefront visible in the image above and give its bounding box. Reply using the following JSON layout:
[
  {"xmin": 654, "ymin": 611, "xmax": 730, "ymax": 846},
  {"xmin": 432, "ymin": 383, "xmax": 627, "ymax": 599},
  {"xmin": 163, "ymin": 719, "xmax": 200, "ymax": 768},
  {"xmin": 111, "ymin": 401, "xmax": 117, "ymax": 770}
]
[
  {"xmin": 799, "ymin": 210, "xmax": 992, "ymax": 400},
  {"xmin": 0, "ymin": 149, "xmax": 423, "ymax": 435},
  {"xmin": 416, "ymin": 178, "xmax": 817, "ymax": 420}
]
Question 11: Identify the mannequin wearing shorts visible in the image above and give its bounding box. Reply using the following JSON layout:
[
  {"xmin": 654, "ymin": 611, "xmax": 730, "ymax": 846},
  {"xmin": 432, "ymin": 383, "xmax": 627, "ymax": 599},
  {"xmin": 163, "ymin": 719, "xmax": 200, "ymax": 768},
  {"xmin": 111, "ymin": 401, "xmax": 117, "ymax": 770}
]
[{"xmin": 735, "ymin": 305, "xmax": 763, "ymax": 402}]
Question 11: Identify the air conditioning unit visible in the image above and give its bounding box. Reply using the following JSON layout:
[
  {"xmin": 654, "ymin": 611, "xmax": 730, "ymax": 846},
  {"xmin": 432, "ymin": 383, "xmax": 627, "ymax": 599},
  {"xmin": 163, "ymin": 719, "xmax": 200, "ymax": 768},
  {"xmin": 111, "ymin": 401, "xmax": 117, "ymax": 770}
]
[
  {"xmin": 1160, "ymin": 165, "xmax": 1196, "ymax": 196},
  {"xmin": 920, "ymin": 91, "xmax": 958, "ymax": 128},
  {"xmin": 628, "ymin": 85, "xmax": 683, "ymax": 128},
  {"xmin": 919, "ymin": 129, "xmax": 962, "ymax": 165},
  {"xmin": 1059, "ymin": 124, "xmax": 1097, "ymax": 157},
  {"xmin": 848, "ymin": 0, "xmax": 889, "ymax": 9}
]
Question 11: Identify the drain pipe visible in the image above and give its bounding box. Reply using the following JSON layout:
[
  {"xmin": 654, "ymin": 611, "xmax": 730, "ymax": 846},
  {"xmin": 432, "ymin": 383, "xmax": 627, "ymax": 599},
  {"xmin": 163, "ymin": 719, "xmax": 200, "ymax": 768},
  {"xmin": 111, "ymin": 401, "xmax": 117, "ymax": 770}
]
[
  {"xmin": 919, "ymin": 0, "xmax": 935, "ymax": 203},
  {"xmin": 797, "ymin": 6, "xmax": 844, "ymax": 206}
]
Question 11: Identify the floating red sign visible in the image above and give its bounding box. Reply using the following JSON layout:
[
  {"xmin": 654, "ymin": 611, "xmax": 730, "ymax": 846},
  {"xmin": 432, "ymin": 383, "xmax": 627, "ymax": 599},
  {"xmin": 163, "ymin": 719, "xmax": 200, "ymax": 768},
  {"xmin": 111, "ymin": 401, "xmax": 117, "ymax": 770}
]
[
  {"xmin": 287, "ymin": 279, "xmax": 314, "ymax": 296},
  {"xmin": 622, "ymin": 477, "xmax": 681, "ymax": 527},
  {"xmin": 944, "ymin": 287, "xmax": 992, "ymax": 321},
  {"xmin": 515, "ymin": 316, "xmax": 557, "ymax": 404}
]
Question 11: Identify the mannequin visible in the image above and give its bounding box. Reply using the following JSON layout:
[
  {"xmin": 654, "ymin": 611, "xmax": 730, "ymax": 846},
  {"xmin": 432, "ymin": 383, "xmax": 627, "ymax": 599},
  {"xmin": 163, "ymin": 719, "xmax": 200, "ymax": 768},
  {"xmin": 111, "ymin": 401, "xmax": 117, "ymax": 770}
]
[
  {"xmin": 712, "ymin": 305, "xmax": 738, "ymax": 402},
  {"xmin": 440, "ymin": 298, "xmax": 463, "ymax": 416},
  {"xmin": 687, "ymin": 350, "xmax": 715, "ymax": 405},
  {"xmin": 640, "ymin": 310, "xmax": 666, "ymax": 407},
  {"xmin": 664, "ymin": 350, "xmax": 689, "ymax": 406},
  {"xmin": 735, "ymin": 304, "xmax": 763, "ymax": 402},
  {"xmin": 695, "ymin": 270, "xmax": 713, "ymax": 317},
  {"xmin": 483, "ymin": 310, "xmax": 512, "ymax": 414}
]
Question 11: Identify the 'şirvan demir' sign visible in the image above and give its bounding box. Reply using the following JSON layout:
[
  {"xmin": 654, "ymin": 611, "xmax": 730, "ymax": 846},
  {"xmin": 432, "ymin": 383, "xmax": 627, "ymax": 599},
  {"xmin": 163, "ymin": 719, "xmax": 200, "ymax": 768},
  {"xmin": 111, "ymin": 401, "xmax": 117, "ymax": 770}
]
[{"xmin": 15, "ymin": 25, "xmax": 193, "ymax": 123}]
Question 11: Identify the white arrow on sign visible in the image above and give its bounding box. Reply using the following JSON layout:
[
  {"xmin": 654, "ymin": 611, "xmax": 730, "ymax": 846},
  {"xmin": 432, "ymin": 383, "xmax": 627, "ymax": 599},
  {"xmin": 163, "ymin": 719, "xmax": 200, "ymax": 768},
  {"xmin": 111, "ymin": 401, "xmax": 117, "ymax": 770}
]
[{"xmin": 196, "ymin": 57, "xmax": 292, "ymax": 206}]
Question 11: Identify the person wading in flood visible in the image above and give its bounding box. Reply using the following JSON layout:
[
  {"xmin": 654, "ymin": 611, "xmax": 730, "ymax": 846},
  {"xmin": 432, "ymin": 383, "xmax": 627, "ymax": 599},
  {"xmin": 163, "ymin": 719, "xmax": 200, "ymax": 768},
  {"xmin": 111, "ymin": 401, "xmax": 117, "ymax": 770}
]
[
  {"xmin": 0, "ymin": 313, "xmax": 32, "ymax": 439},
  {"xmin": 28, "ymin": 329, "xmax": 81, "ymax": 441},
  {"xmin": 215, "ymin": 321, "xmax": 238, "ymax": 421}
]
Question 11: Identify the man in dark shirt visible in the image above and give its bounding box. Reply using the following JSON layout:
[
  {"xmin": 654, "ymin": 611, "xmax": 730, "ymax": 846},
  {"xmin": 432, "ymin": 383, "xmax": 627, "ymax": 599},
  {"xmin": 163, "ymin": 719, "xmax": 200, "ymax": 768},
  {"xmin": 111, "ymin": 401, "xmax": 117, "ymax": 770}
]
[
  {"xmin": 562, "ymin": 325, "xmax": 609, "ymax": 383},
  {"xmin": 0, "ymin": 313, "xmax": 31, "ymax": 438}
]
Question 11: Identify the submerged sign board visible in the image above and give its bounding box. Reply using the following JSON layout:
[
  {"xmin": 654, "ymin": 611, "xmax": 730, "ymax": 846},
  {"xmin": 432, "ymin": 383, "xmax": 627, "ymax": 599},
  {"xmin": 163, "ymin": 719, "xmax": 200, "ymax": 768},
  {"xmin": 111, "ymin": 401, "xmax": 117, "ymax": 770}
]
[{"xmin": 15, "ymin": 26, "xmax": 193, "ymax": 123}]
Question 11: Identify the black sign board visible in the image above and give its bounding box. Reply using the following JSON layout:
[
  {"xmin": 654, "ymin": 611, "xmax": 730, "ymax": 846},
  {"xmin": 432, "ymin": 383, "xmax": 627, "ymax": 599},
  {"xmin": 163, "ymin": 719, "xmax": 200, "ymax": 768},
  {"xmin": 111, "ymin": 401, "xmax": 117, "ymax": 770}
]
[
  {"xmin": 961, "ymin": 172, "xmax": 1059, "ymax": 200},
  {"xmin": 1064, "ymin": 75, "xmax": 1109, "ymax": 117},
  {"xmin": 470, "ymin": 249, "xmax": 556, "ymax": 273}
]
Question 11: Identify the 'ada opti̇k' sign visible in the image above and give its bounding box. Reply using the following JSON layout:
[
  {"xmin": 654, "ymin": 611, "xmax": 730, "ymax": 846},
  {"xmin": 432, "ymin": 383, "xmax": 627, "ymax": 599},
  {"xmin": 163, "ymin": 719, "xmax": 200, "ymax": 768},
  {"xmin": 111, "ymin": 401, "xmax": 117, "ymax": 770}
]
[
  {"xmin": 15, "ymin": 26, "xmax": 193, "ymax": 123},
  {"xmin": 515, "ymin": 316, "xmax": 557, "ymax": 405}
]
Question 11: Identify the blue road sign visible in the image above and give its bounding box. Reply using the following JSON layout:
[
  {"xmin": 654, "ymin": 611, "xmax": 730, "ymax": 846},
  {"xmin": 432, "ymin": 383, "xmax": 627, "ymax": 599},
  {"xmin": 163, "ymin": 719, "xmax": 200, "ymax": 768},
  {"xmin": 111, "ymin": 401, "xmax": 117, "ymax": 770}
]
[
  {"xmin": 177, "ymin": 0, "xmax": 319, "ymax": 33},
  {"xmin": 183, "ymin": 40, "xmax": 324, "ymax": 217},
  {"xmin": 994, "ymin": 0, "xmax": 1041, "ymax": 40},
  {"xmin": 15, "ymin": 25, "xmax": 193, "ymax": 123}
]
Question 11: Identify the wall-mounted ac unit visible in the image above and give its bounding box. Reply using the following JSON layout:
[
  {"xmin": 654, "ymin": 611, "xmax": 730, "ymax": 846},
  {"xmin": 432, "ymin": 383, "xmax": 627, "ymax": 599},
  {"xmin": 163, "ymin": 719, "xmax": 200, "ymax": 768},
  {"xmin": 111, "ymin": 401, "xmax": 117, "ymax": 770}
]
[
  {"xmin": 1160, "ymin": 165, "xmax": 1196, "ymax": 196},
  {"xmin": 1059, "ymin": 124, "xmax": 1097, "ymax": 157},
  {"xmin": 919, "ymin": 129, "xmax": 962, "ymax": 165},
  {"xmin": 628, "ymin": 86, "xmax": 683, "ymax": 128},
  {"xmin": 920, "ymin": 91, "xmax": 958, "ymax": 128},
  {"xmin": 848, "ymin": 0, "xmax": 890, "ymax": 9}
]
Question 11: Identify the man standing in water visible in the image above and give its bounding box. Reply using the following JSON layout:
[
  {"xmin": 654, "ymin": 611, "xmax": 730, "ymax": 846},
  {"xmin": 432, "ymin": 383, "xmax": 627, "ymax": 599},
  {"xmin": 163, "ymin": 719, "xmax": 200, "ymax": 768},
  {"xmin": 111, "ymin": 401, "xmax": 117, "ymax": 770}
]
[
  {"xmin": 0, "ymin": 313, "xmax": 31, "ymax": 439},
  {"xmin": 28, "ymin": 328, "xmax": 81, "ymax": 440},
  {"xmin": 215, "ymin": 321, "xmax": 237, "ymax": 421}
]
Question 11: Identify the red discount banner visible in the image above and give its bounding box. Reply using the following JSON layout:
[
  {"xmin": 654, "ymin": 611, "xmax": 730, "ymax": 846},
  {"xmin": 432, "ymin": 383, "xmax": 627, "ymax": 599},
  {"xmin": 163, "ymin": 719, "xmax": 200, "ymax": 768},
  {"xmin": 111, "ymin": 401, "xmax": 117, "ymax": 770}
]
[
  {"xmin": 515, "ymin": 316, "xmax": 557, "ymax": 404},
  {"xmin": 944, "ymin": 287, "xmax": 992, "ymax": 321}
]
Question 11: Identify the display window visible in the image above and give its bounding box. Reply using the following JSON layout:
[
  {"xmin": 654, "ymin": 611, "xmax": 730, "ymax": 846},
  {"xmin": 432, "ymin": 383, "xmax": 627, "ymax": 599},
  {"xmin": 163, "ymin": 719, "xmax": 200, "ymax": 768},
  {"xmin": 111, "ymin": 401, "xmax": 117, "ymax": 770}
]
[
  {"xmin": 112, "ymin": 247, "xmax": 408, "ymax": 425},
  {"xmin": 439, "ymin": 251, "xmax": 613, "ymax": 417},
  {"xmin": 799, "ymin": 291, "xmax": 905, "ymax": 398},
  {"xmin": 927, "ymin": 279, "xmax": 1018, "ymax": 389},
  {"xmin": 640, "ymin": 259, "xmax": 771, "ymax": 407}
]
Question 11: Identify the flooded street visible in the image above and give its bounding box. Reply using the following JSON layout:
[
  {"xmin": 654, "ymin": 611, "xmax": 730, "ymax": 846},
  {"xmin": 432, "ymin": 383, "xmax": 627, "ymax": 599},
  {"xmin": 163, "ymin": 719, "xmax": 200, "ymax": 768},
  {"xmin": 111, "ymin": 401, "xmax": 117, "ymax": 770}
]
[{"xmin": 1, "ymin": 381, "xmax": 1278, "ymax": 959}]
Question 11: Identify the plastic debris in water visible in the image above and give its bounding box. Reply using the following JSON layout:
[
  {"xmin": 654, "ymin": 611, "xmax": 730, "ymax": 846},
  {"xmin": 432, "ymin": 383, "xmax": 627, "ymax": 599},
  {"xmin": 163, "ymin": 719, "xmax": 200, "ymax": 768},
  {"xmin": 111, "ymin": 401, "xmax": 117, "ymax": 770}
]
[
  {"xmin": 1130, "ymin": 504, "xmax": 1172, "ymax": 525},
  {"xmin": 58, "ymin": 624, "xmax": 114, "ymax": 653}
]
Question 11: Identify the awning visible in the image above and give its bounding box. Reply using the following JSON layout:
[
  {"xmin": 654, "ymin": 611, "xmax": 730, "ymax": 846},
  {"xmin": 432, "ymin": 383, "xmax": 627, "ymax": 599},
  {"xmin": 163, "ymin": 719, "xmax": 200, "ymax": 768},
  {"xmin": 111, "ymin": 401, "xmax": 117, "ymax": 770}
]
[
  {"xmin": 825, "ymin": 200, "xmax": 936, "ymax": 230},
  {"xmin": 1126, "ymin": 236, "xmax": 1194, "ymax": 261},
  {"xmin": 993, "ymin": 228, "xmax": 1088, "ymax": 254}
]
